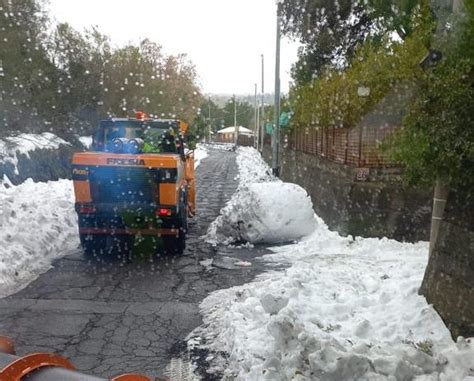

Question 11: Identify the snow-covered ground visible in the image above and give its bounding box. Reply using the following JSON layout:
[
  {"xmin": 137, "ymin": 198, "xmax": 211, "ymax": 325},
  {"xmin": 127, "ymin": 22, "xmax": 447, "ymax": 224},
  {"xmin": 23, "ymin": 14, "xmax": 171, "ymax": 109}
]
[
  {"xmin": 0, "ymin": 177, "xmax": 78, "ymax": 297},
  {"xmin": 190, "ymin": 147, "xmax": 474, "ymax": 380},
  {"xmin": 0, "ymin": 132, "xmax": 70, "ymax": 174}
]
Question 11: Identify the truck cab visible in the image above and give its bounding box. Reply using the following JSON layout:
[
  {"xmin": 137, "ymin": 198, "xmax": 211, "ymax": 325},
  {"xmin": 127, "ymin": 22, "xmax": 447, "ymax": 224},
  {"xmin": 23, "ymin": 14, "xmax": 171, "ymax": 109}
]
[{"xmin": 72, "ymin": 113, "xmax": 196, "ymax": 257}]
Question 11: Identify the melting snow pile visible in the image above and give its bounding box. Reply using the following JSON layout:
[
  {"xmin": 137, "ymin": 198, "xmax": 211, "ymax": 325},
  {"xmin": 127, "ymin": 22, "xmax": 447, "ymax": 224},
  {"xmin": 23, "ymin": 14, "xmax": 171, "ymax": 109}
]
[
  {"xmin": 206, "ymin": 147, "xmax": 317, "ymax": 245},
  {"xmin": 0, "ymin": 132, "xmax": 70, "ymax": 174},
  {"xmin": 0, "ymin": 178, "xmax": 78, "ymax": 297},
  {"xmin": 190, "ymin": 147, "xmax": 474, "ymax": 380}
]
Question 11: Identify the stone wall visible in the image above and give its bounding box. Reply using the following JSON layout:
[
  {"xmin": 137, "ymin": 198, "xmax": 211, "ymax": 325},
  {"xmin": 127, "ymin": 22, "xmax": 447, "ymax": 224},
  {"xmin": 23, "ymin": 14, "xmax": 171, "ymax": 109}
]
[
  {"xmin": 263, "ymin": 145, "xmax": 432, "ymax": 242},
  {"xmin": 420, "ymin": 187, "xmax": 474, "ymax": 339},
  {"xmin": 0, "ymin": 143, "xmax": 79, "ymax": 185}
]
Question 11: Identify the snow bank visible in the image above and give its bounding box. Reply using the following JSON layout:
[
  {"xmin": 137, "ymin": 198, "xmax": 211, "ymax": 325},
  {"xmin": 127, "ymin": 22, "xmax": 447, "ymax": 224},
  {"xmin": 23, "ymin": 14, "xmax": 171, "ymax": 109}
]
[
  {"xmin": 193, "ymin": 144, "xmax": 208, "ymax": 169},
  {"xmin": 206, "ymin": 147, "xmax": 317, "ymax": 245},
  {"xmin": 0, "ymin": 178, "xmax": 78, "ymax": 297},
  {"xmin": 0, "ymin": 132, "xmax": 70, "ymax": 175},
  {"xmin": 194, "ymin": 236, "xmax": 474, "ymax": 380},
  {"xmin": 190, "ymin": 147, "xmax": 474, "ymax": 380},
  {"xmin": 78, "ymin": 135, "xmax": 93, "ymax": 149}
]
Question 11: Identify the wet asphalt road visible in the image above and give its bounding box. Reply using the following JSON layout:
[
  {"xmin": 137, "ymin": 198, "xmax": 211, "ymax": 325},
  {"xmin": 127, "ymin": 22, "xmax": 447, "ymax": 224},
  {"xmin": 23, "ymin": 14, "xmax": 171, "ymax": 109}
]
[{"xmin": 0, "ymin": 149, "xmax": 269, "ymax": 379}]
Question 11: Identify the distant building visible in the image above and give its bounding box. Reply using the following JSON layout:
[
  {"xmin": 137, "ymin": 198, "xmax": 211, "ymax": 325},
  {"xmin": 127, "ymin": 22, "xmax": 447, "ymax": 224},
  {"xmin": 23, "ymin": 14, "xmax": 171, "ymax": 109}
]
[{"xmin": 216, "ymin": 126, "xmax": 254, "ymax": 144}]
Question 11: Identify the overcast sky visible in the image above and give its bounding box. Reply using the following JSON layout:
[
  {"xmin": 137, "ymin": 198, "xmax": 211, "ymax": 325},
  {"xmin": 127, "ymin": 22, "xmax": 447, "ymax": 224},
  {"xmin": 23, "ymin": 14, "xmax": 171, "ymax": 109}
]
[{"xmin": 47, "ymin": 0, "xmax": 299, "ymax": 96}]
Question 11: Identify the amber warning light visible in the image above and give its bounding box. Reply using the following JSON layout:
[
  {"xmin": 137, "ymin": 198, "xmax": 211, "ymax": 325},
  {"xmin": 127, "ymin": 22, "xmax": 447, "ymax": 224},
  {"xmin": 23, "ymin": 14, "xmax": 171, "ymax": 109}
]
[{"xmin": 135, "ymin": 111, "xmax": 148, "ymax": 120}]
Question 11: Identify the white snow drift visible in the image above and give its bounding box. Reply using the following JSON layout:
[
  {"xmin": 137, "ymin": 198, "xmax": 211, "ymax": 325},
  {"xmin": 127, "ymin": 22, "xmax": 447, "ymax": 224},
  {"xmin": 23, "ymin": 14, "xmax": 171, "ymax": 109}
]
[
  {"xmin": 190, "ymin": 147, "xmax": 474, "ymax": 381},
  {"xmin": 193, "ymin": 144, "xmax": 208, "ymax": 169},
  {"xmin": 78, "ymin": 135, "xmax": 93, "ymax": 149},
  {"xmin": 206, "ymin": 147, "xmax": 317, "ymax": 245},
  {"xmin": 0, "ymin": 178, "xmax": 78, "ymax": 297},
  {"xmin": 0, "ymin": 132, "xmax": 70, "ymax": 174}
]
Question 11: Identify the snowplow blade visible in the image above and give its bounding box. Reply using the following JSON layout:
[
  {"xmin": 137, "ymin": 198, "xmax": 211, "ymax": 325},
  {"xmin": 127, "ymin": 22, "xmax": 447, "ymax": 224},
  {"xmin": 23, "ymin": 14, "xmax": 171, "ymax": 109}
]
[{"xmin": 0, "ymin": 336, "xmax": 167, "ymax": 381}]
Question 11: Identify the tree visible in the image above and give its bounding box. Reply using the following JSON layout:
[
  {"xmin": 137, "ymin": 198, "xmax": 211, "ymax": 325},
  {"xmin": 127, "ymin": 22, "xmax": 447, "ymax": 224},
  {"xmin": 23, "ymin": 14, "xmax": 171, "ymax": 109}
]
[
  {"xmin": 0, "ymin": 0, "xmax": 59, "ymax": 135},
  {"xmin": 222, "ymin": 99, "xmax": 254, "ymax": 129},
  {"xmin": 102, "ymin": 40, "xmax": 202, "ymax": 124},
  {"xmin": 192, "ymin": 98, "xmax": 225, "ymax": 141},
  {"xmin": 280, "ymin": 0, "xmax": 373, "ymax": 84},
  {"xmin": 280, "ymin": 0, "xmax": 427, "ymax": 85},
  {"xmin": 49, "ymin": 24, "xmax": 111, "ymax": 135},
  {"xmin": 1, "ymin": 1, "xmax": 203, "ymax": 138},
  {"xmin": 391, "ymin": 1, "xmax": 474, "ymax": 189},
  {"xmin": 367, "ymin": 0, "xmax": 421, "ymax": 39},
  {"xmin": 390, "ymin": 0, "xmax": 474, "ymax": 339}
]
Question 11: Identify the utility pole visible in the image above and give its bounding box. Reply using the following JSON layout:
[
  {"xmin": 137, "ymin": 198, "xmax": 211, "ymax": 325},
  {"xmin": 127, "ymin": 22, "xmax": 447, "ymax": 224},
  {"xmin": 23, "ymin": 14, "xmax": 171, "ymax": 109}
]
[
  {"xmin": 208, "ymin": 96, "xmax": 211, "ymax": 143},
  {"xmin": 272, "ymin": 3, "xmax": 281, "ymax": 177},
  {"xmin": 254, "ymin": 83, "xmax": 258, "ymax": 148},
  {"xmin": 233, "ymin": 95, "xmax": 238, "ymax": 145},
  {"xmin": 260, "ymin": 54, "xmax": 265, "ymax": 153},
  {"xmin": 256, "ymin": 93, "xmax": 260, "ymax": 150}
]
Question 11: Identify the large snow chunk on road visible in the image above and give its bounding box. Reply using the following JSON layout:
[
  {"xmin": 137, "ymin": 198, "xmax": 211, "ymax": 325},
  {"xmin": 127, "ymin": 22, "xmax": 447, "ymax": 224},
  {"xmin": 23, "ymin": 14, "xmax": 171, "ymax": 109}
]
[
  {"xmin": 206, "ymin": 146, "xmax": 317, "ymax": 245},
  {"xmin": 207, "ymin": 182, "xmax": 317, "ymax": 244}
]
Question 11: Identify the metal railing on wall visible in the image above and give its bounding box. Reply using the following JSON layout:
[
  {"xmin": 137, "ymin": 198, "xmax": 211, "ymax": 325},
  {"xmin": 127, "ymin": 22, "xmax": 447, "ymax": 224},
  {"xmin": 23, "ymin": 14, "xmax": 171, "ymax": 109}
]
[{"xmin": 265, "ymin": 124, "xmax": 400, "ymax": 168}]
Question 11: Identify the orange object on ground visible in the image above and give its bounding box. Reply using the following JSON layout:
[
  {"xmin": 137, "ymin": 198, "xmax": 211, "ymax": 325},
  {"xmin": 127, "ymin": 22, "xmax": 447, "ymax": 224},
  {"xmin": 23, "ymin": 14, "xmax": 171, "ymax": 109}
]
[
  {"xmin": 0, "ymin": 353, "xmax": 75, "ymax": 380},
  {"xmin": 111, "ymin": 374, "xmax": 153, "ymax": 381},
  {"xmin": 0, "ymin": 336, "xmax": 166, "ymax": 380},
  {"xmin": 0, "ymin": 337, "xmax": 15, "ymax": 355}
]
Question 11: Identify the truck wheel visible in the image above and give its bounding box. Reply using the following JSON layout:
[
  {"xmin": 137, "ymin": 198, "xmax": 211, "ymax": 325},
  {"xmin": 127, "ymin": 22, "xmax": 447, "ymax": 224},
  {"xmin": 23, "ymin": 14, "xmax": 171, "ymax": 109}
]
[
  {"xmin": 162, "ymin": 199, "xmax": 188, "ymax": 255},
  {"xmin": 163, "ymin": 229, "xmax": 186, "ymax": 255},
  {"xmin": 80, "ymin": 234, "xmax": 107, "ymax": 259}
]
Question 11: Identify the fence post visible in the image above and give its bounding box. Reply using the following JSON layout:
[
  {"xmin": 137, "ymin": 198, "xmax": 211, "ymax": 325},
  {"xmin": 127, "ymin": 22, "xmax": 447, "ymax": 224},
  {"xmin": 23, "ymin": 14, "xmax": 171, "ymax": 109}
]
[
  {"xmin": 345, "ymin": 129, "xmax": 349, "ymax": 164},
  {"xmin": 325, "ymin": 126, "xmax": 329, "ymax": 157},
  {"xmin": 321, "ymin": 127, "xmax": 324, "ymax": 156},
  {"xmin": 332, "ymin": 126, "xmax": 336, "ymax": 160},
  {"xmin": 315, "ymin": 128, "xmax": 318, "ymax": 155}
]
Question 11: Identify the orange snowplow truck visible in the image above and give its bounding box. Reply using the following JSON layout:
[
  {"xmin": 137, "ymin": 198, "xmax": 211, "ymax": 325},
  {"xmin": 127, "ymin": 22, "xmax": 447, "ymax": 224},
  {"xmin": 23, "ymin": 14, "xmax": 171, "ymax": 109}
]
[{"xmin": 72, "ymin": 112, "xmax": 195, "ymax": 256}]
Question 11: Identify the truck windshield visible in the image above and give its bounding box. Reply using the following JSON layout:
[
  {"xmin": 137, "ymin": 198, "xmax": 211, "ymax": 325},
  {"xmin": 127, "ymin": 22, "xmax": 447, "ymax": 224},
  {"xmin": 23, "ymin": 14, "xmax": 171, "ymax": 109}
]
[{"xmin": 96, "ymin": 121, "xmax": 179, "ymax": 153}]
